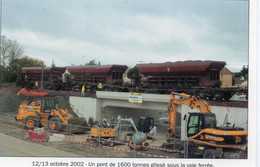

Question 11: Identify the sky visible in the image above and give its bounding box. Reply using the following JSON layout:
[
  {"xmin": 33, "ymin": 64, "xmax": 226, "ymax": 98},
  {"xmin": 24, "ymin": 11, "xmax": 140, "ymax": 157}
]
[{"xmin": 1, "ymin": 0, "xmax": 249, "ymax": 72}]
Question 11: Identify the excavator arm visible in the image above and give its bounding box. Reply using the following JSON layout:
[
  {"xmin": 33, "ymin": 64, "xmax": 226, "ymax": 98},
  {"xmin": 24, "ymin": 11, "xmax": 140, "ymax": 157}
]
[
  {"xmin": 167, "ymin": 92, "xmax": 212, "ymax": 139},
  {"xmin": 116, "ymin": 116, "xmax": 139, "ymax": 132}
]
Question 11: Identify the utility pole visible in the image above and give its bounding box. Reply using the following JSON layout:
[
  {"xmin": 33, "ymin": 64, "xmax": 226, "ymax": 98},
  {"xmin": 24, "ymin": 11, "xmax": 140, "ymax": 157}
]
[
  {"xmin": 0, "ymin": 0, "xmax": 2, "ymax": 86},
  {"xmin": 40, "ymin": 65, "xmax": 44, "ymax": 90}
]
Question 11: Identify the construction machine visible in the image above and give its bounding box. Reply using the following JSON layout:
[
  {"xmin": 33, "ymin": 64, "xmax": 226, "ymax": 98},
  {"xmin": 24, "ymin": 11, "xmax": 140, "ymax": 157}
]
[
  {"xmin": 87, "ymin": 121, "xmax": 117, "ymax": 147},
  {"xmin": 116, "ymin": 116, "xmax": 156, "ymax": 136},
  {"xmin": 116, "ymin": 116, "xmax": 156, "ymax": 150},
  {"xmin": 15, "ymin": 97, "xmax": 89, "ymax": 133},
  {"xmin": 138, "ymin": 117, "xmax": 156, "ymax": 136},
  {"xmin": 163, "ymin": 92, "xmax": 247, "ymax": 158},
  {"xmin": 87, "ymin": 116, "xmax": 156, "ymax": 150}
]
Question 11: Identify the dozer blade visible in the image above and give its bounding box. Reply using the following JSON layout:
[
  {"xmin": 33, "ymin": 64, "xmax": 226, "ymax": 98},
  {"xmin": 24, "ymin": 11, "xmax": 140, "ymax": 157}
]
[{"xmin": 62, "ymin": 117, "xmax": 90, "ymax": 133}]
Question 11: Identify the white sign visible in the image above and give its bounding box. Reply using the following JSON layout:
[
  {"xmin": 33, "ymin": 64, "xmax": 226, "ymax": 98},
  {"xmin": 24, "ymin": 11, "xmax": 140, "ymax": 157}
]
[{"xmin": 129, "ymin": 93, "xmax": 143, "ymax": 103}]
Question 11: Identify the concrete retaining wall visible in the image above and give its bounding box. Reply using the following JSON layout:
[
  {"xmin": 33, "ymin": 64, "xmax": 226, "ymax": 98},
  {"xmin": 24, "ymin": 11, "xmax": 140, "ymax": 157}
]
[
  {"xmin": 69, "ymin": 96, "xmax": 98, "ymax": 120},
  {"xmin": 211, "ymin": 106, "xmax": 248, "ymax": 129}
]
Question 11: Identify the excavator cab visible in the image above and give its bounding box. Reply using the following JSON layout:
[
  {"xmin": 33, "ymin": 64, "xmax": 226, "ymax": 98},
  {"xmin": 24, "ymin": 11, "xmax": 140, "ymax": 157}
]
[
  {"xmin": 187, "ymin": 113, "xmax": 217, "ymax": 137},
  {"xmin": 40, "ymin": 97, "xmax": 57, "ymax": 113},
  {"xmin": 138, "ymin": 117, "xmax": 154, "ymax": 133}
]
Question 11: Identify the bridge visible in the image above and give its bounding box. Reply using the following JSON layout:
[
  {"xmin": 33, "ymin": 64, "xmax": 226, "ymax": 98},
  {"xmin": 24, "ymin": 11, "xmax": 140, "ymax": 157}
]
[{"xmin": 69, "ymin": 91, "xmax": 247, "ymax": 140}]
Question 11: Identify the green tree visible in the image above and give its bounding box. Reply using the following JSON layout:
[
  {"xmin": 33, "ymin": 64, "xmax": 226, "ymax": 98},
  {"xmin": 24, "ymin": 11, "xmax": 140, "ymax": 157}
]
[
  {"xmin": 51, "ymin": 59, "xmax": 56, "ymax": 67},
  {"xmin": 233, "ymin": 65, "xmax": 248, "ymax": 78},
  {"xmin": 7, "ymin": 72, "xmax": 18, "ymax": 82},
  {"xmin": 241, "ymin": 65, "xmax": 248, "ymax": 80},
  {"xmin": 85, "ymin": 59, "xmax": 99, "ymax": 65},
  {"xmin": 127, "ymin": 66, "xmax": 141, "ymax": 85},
  {"xmin": 232, "ymin": 65, "xmax": 248, "ymax": 85},
  {"xmin": 18, "ymin": 56, "xmax": 45, "ymax": 68},
  {"xmin": 16, "ymin": 56, "xmax": 45, "ymax": 85}
]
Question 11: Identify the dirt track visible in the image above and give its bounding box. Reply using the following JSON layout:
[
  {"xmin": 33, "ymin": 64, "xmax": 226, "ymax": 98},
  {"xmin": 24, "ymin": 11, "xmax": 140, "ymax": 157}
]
[
  {"xmin": 0, "ymin": 113, "xmax": 179, "ymax": 158},
  {"xmin": 0, "ymin": 132, "xmax": 84, "ymax": 157}
]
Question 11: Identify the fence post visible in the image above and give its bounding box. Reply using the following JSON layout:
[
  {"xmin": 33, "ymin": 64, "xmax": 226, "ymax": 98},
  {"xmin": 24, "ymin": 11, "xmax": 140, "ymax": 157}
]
[
  {"xmin": 98, "ymin": 126, "xmax": 101, "ymax": 157},
  {"xmin": 184, "ymin": 140, "xmax": 188, "ymax": 158},
  {"xmin": 68, "ymin": 123, "xmax": 71, "ymax": 152},
  {"xmin": 133, "ymin": 143, "xmax": 136, "ymax": 158},
  {"xmin": 184, "ymin": 140, "xmax": 186, "ymax": 158},
  {"xmin": 45, "ymin": 120, "xmax": 48, "ymax": 145},
  {"xmin": 118, "ymin": 121, "xmax": 121, "ymax": 141},
  {"xmin": 22, "ymin": 122, "xmax": 25, "ymax": 140},
  {"xmin": 187, "ymin": 139, "xmax": 189, "ymax": 158}
]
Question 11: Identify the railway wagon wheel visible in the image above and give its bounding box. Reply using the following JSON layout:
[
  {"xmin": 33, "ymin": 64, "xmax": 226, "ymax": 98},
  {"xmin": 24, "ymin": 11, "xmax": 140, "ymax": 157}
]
[
  {"xmin": 47, "ymin": 117, "xmax": 62, "ymax": 131},
  {"xmin": 24, "ymin": 116, "xmax": 40, "ymax": 129},
  {"xmin": 214, "ymin": 92, "xmax": 223, "ymax": 101}
]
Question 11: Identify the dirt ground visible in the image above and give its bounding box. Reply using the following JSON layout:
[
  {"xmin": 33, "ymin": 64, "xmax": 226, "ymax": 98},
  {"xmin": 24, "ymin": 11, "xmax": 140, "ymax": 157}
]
[
  {"xmin": 0, "ymin": 86, "xmax": 179, "ymax": 158},
  {"xmin": 0, "ymin": 113, "xmax": 178, "ymax": 158},
  {"xmin": 0, "ymin": 86, "xmax": 20, "ymax": 114}
]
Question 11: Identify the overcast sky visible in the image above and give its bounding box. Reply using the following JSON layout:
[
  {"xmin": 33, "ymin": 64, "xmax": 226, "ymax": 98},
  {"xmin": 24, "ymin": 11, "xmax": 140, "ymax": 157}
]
[{"xmin": 2, "ymin": 0, "xmax": 248, "ymax": 72}]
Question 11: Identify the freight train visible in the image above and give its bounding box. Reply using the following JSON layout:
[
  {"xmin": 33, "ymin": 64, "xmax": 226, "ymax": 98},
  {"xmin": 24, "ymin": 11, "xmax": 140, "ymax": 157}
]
[{"xmin": 20, "ymin": 60, "xmax": 247, "ymax": 101}]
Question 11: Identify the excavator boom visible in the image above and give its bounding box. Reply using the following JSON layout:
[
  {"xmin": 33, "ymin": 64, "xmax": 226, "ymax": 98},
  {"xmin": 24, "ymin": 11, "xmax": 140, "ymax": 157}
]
[{"xmin": 167, "ymin": 92, "xmax": 212, "ymax": 138}]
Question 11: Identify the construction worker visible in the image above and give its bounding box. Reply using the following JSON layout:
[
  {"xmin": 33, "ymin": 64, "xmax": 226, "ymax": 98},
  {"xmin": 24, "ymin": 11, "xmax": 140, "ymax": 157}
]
[
  {"xmin": 97, "ymin": 82, "xmax": 103, "ymax": 91},
  {"xmin": 81, "ymin": 85, "xmax": 85, "ymax": 96},
  {"xmin": 35, "ymin": 81, "xmax": 39, "ymax": 90}
]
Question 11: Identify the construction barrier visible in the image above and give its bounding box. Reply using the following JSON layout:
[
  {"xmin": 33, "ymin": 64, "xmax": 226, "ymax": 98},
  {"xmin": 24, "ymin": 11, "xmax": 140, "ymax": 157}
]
[{"xmin": 28, "ymin": 129, "xmax": 46, "ymax": 142}]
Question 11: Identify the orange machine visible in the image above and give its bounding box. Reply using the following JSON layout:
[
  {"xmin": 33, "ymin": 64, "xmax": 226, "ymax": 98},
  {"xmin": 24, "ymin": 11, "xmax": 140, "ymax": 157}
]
[
  {"xmin": 15, "ymin": 97, "xmax": 88, "ymax": 133},
  {"xmin": 164, "ymin": 92, "xmax": 247, "ymax": 158},
  {"xmin": 88, "ymin": 127, "xmax": 116, "ymax": 147}
]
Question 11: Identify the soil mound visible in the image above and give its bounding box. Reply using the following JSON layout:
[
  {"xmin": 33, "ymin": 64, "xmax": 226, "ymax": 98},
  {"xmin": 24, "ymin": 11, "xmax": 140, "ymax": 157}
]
[
  {"xmin": 56, "ymin": 96, "xmax": 79, "ymax": 118},
  {"xmin": 0, "ymin": 87, "xmax": 20, "ymax": 114}
]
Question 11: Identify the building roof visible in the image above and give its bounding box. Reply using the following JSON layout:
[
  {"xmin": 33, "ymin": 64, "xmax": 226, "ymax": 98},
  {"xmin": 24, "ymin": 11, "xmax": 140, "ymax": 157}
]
[
  {"xmin": 234, "ymin": 77, "xmax": 247, "ymax": 85},
  {"xmin": 220, "ymin": 67, "xmax": 232, "ymax": 75}
]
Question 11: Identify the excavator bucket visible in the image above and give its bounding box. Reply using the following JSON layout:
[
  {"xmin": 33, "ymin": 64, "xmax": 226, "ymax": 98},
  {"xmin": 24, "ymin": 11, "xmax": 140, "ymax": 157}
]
[{"xmin": 62, "ymin": 117, "xmax": 90, "ymax": 133}]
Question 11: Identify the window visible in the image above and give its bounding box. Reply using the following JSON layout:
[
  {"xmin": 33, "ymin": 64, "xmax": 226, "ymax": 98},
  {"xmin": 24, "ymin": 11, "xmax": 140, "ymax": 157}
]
[
  {"xmin": 204, "ymin": 115, "xmax": 217, "ymax": 128},
  {"xmin": 187, "ymin": 115, "xmax": 200, "ymax": 136}
]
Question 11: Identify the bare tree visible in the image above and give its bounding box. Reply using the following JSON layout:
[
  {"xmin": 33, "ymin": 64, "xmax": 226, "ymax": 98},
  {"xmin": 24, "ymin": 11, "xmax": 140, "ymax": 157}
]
[
  {"xmin": 1, "ymin": 36, "xmax": 24, "ymax": 82},
  {"xmin": 8, "ymin": 39, "xmax": 24, "ymax": 70},
  {"xmin": 1, "ymin": 36, "xmax": 24, "ymax": 72},
  {"xmin": 1, "ymin": 36, "xmax": 11, "ymax": 68}
]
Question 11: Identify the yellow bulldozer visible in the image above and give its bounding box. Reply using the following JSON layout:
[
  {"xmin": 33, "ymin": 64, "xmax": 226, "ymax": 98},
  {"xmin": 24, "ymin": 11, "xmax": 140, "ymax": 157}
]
[{"xmin": 15, "ymin": 97, "xmax": 89, "ymax": 133}]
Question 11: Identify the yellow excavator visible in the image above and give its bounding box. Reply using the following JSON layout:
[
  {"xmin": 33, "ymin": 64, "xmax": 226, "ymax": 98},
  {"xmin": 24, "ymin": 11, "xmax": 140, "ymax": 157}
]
[
  {"xmin": 15, "ymin": 97, "xmax": 89, "ymax": 133},
  {"xmin": 163, "ymin": 92, "xmax": 248, "ymax": 158}
]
